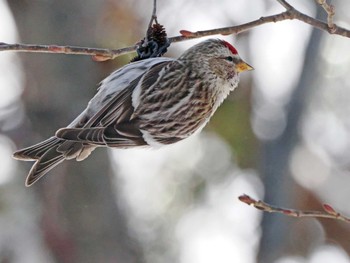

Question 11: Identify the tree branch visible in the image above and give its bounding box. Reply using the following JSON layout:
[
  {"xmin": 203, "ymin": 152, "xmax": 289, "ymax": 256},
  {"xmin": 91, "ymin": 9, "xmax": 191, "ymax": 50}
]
[
  {"xmin": 239, "ymin": 194, "xmax": 350, "ymax": 223},
  {"xmin": 1, "ymin": 1, "xmax": 350, "ymax": 60}
]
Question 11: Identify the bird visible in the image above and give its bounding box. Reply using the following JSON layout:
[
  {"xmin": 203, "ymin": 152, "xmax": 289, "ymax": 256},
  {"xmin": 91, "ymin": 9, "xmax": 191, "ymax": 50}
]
[{"xmin": 13, "ymin": 39, "xmax": 253, "ymax": 186}]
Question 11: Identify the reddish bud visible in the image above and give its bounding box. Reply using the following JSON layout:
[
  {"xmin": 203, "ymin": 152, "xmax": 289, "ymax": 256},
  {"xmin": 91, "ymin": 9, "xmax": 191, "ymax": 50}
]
[
  {"xmin": 282, "ymin": 209, "xmax": 294, "ymax": 215},
  {"xmin": 323, "ymin": 204, "xmax": 337, "ymax": 215},
  {"xmin": 92, "ymin": 55, "xmax": 111, "ymax": 62},
  {"xmin": 238, "ymin": 194, "xmax": 255, "ymax": 205},
  {"xmin": 180, "ymin": 30, "xmax": 195, "ymax": 37}
]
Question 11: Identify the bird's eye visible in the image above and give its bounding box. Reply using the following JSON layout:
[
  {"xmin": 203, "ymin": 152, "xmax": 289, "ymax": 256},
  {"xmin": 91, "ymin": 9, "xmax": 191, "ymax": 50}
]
[{"xmin": 225, "ymin": 56, "xmax": 234, "ymax": 62}]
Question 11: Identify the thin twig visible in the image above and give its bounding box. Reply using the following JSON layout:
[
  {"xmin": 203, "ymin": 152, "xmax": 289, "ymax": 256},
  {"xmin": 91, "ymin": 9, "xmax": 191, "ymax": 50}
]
[
  {"xmin": 315, "ymin": 0, "xmax": 336, "ymax": 32},
  {"xmin": 1, "ymin": 2, "xmax": 350, "ymax": 60},
  {"xmin": 239, "ymin": 194, "xmax": 350, "ymax": 223},
  {"xmin": 148, "ymin": 0, "xmax": 158, "ymax": 29},
  {"xmin": 145, "ymin": 0, "xmax": 158, "ymax": 45}
]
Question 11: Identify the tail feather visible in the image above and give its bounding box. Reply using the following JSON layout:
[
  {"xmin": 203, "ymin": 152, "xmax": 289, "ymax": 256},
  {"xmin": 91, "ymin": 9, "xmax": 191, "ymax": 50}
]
[
  {"xmin": 13, "ymin": 137, "xmax": 60, "ymax": 161},
  {"xmin": 14, "ymin": 136, "xmax": 95, "ymax": 186},
  {"xmin": 26, "ymin": 145, "xmax": 66, "ymax": 186}
]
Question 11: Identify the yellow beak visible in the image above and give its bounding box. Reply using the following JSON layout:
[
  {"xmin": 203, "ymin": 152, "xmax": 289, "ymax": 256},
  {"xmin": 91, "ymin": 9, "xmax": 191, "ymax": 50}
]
[{"xmin": 235, "ymin": 60, "xmax": 254, "ymax": 73}]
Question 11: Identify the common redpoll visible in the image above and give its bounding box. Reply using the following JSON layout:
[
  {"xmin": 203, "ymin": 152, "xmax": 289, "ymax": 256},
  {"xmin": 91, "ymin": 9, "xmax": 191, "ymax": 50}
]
[{"xmin": 13, "ymin": 39, "xmax": 253, "ymax": 186}]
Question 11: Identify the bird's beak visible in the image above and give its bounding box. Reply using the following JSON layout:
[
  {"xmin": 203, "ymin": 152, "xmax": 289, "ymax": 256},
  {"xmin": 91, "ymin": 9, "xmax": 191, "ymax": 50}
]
[{"xmin": 235, "ymin": 60, "xmax": 254, "ymax": 73}]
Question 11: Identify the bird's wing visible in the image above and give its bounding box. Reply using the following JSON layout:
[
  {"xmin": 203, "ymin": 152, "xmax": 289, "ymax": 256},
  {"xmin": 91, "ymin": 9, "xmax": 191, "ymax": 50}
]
[
  {"xmin": 85, "ymin": 75, "xmax": 140, "ymax": 127},
  {"xmin": 86, "ymin": 58, "xmax": 176, "ymax": 127},
  {"xmin": 56, "ymin": 58, "xmax": 178, "ymax": 147}
]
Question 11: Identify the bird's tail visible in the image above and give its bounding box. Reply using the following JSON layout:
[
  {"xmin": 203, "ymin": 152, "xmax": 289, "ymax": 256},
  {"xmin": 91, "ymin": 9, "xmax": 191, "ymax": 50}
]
[{"xmin": 13, "ymin": 137, "xmax": 94, "ymax": 186}]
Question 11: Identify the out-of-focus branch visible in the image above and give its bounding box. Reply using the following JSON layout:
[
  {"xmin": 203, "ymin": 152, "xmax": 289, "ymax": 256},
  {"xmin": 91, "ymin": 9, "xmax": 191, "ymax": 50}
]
[
  {"xmin": 1, "ymin": 0, "xmax": 349, "ymax": 60},
  {"xmin": 239, "ymin": 194, "xmax": 350, "ymax": 223}
]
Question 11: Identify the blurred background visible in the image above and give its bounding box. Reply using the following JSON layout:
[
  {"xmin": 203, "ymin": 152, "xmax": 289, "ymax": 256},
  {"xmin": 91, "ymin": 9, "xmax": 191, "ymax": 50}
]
[{"xmin": 1, "ymin": 0, "xmax": 350, "ymax": 262}]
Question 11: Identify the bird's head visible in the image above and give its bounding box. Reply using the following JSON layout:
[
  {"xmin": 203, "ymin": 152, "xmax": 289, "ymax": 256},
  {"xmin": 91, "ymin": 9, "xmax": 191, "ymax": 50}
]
[
  {"xmin": 180, "ymin": 39, "xmax": 253, "ymax": 80},
  {"xmin": 208, "ymin": 39, "xmax": 253, "ymax": 80},
  {"xmin": 219, "ymin": 40, "xmax": 253, "ymax": 73}
]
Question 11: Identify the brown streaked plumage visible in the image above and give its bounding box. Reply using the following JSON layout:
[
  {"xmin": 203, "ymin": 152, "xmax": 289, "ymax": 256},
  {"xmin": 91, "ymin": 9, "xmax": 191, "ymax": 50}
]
[{"xmin": 13, "ymin": 39, "xmax": 253, "ymax": 186}]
